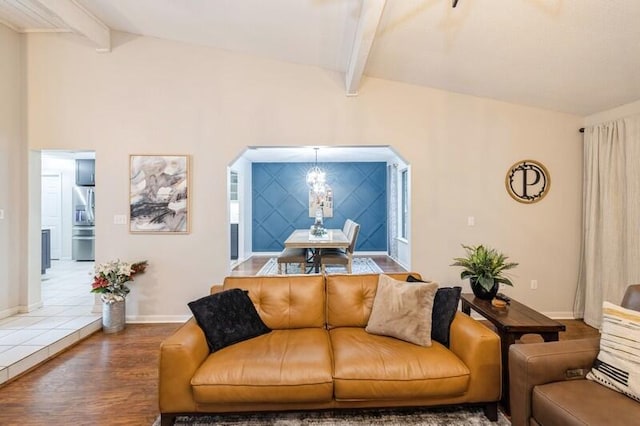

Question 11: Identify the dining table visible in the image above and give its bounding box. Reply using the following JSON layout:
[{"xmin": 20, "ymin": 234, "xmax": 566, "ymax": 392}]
[{"xmin": 284, "ymin": 229, "xmax": 350, "ymax": 273}]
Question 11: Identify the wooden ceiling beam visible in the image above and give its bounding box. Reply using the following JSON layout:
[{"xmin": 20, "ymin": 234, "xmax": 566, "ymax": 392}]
[
  {"xmin": 36, "ymin": 0, "xmax": 110, "ymax": 52},
  {"xmin": 345, "ymin": 0, "xmax": 386, "ymax": 96}
]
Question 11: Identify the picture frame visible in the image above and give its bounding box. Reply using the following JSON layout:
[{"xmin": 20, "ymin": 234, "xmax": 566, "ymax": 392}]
[
  {"xmin": 129, "ymin": 155, "xmax": 190, "ymax": 233},
  {"xmin": 308, "ymin": 186, "xmax": 333, "ymax": 218}
]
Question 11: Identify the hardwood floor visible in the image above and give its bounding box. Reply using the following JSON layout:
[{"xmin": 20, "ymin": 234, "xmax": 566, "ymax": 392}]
[
  {"xmin": 0, "ymin": 323, "xmax": 180, "ymax": 426},
  {"xmin": 0, "ymin": 319, "xmax": 598, "ymax": 425},
  {"xmin": 556, "ymin": 319, "xmax": 600, "ymax": 340},
  {"xmin": 0, "ymin": 258, "xmax": 599, "ymax": 425}
]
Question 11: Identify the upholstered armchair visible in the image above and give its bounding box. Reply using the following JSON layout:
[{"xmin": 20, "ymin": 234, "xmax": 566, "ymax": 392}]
[{"xmin": 509, "ymin": 285, "xmax": 640, "ymax": 426}]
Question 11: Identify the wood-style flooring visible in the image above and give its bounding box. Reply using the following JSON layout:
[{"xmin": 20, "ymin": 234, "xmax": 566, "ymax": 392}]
[
  {"xmin": 0, "ymin": 256, "xmax": 600, "ymax": 425},
  {"xmin": 0, "ymin": 323, "xmax": 180, "ymax": 426}
]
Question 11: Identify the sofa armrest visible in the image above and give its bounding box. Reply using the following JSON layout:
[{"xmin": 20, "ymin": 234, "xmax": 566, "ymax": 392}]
[
  {"xmin": 209, "ymin": 284, "xmax": 224, "ymax": 295},
  {"xmin": 449, "ymin": 312, "xmax": 501, "ymax": 403},
  {"xmin": 159, "ymin": 318, "xmax": 210, "ymax": 413},
  {"xmin": 508, "ymin": 337, "xmax": 600, "ymax": 426}
]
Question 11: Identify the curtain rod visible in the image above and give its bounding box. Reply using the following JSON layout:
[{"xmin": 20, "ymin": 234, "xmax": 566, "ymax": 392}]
[{"xmin": 579, "ymin": 128, "xmax": 585, "ymax": 133}]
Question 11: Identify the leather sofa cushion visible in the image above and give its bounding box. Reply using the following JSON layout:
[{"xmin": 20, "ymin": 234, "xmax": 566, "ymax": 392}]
[
  {"xmin": 191, "ymin": 329, "xmax": 333, "ymax": 404},
  {"xmin": 330, "ymin": 327, "xmax": 470, "ymax": 400},
  {"xmin": 327, "ymin": 273, "xmax": 418, "ymax": 328},
  {"xmin": 532, "ymin": 380, "xmax": 640, "ymax": 426},
  {"xmin": 223, "ymin": 275, "xmax": 325, "ymax": 329}
]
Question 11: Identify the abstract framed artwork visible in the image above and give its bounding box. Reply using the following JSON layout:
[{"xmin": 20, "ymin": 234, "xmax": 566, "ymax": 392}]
[
  {"xmin": 308, "ymin": 186, "xmax": 333, "ymax": 218},
  {"xmin": 129, "ymin": 155, "xmax": 190, "ymax": 233}
]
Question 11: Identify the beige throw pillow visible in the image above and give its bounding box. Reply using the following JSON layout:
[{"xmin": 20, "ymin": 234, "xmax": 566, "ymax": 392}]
[{"xmin": 365, "ymin": 274, "xmax": 438, "ymax": 347}]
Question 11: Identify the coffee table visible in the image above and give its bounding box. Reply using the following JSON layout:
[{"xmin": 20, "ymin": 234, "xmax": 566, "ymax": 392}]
[{"xmin": 461, "ymin": 293, "xmax": 566, "ymax": 414}]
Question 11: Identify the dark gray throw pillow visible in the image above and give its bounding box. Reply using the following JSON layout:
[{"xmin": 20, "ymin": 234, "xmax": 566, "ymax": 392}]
[
  {"xmin": 188, "ymin": 288, "xmax": 271, "ymax": 353},
  {"xmin": 407, "ymin": 275, "xmax": 461, "ymax": 347}
]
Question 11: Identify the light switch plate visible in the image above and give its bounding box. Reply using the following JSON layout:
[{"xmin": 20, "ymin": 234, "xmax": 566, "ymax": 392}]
[
  {"xmin": 113, "ymin": 214, "xmax": 127, "ymax": 225},
  {"xmin": 0, "ymin": 209, "xmax": 4, "ymax": 220}
]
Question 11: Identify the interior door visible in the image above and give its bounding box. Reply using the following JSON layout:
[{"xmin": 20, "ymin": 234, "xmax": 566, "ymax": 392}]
[{"xmin": 42, "ymin": 174, "xmax": 62, "ymax": 260}]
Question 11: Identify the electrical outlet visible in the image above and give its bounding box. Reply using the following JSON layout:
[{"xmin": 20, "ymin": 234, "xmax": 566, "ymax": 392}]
[
  {"xmin": 531, "ymin": 279, "xmax": 538, "ymax": 290},
  {"xmin": 467, "ymin": 216, "xmax": 475, "ymax": 226},
  {"xmin": 0, "ymin": 209, "xmax": 4, "ymax": 220}
]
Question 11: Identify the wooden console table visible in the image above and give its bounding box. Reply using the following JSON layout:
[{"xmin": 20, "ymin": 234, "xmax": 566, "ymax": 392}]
[{"xmin": 461, "ymin": 293, "xmax": 566, "ymax": 414}]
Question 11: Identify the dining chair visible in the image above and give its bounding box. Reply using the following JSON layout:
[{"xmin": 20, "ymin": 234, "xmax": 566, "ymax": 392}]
[
  {"xmin": 342, "ymin": 219, "xmax": 355, "ymax": 237},
  {"xmin": 320, "ymin": 222, "xmax": 360, "ymax": 274},
  {"xmin": 276, "ymin": 247, "xmax": 308, "ymax": 274}
]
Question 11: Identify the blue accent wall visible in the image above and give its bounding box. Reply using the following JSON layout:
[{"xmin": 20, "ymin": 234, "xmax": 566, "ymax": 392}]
[{"xmin": 252, "ymin": 162, "xmax": 387, "ymax": 252}]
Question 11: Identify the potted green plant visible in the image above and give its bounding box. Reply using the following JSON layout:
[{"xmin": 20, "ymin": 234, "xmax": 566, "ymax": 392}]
[{"xmin": 451, "ymin": 244, "xmax": 518, "ymax": 300}]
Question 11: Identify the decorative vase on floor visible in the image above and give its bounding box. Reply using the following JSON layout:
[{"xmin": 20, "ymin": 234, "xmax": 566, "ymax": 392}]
[
  {"xmin": 470, "ymin": 277, "xmax": 499, "ymax": 300},
  {"xmin": 91, "ymin": 259, "xmax": 148, "ymax": 334},
  {"xmin": 102, "ymin": 299, "xmax": 126, "ymax": 333}
]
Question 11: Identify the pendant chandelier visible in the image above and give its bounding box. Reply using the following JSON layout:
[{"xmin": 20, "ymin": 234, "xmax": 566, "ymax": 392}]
[{"xmin": 306, "ymin": 148, "xmax": 327, "ymax": 195}]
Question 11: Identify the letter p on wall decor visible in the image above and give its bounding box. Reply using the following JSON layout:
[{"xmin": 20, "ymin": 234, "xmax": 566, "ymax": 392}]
[{"xmin": 505, "ymin": 160, "xmax": 550, "ymax": 204}]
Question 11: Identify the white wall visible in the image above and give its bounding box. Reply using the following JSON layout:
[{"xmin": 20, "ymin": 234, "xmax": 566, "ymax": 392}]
[
  {"xmin": 24, "ymin": 31, "xmax": 583, "ymax": 320},
  {"xmin": 0, "ymin": 25, "xmax": 28, "ymax": 318},
  {"xmin": 25, "ymin": 151, "xmax": 42, "ymax": 312}
]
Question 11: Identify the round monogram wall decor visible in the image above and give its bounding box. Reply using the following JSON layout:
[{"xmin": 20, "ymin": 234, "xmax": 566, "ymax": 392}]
[{"xmin": 505, "ymin": 160, "xmax": 550, "ymax": 204}]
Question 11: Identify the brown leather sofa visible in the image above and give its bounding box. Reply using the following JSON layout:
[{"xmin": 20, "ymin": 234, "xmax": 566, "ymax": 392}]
[
  {"xmin": 159, "ymin": 273, "xmax": 501, "ymax": 425},
  {"xmin": 509, "ymin": 284, "xmax": 640, "ymax": 426}
]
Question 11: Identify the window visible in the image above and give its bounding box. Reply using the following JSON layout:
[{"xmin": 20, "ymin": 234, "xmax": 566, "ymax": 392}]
[
  {"xmin": 230, "ymin": 171, "xmax": 238, "ymax": 201},
  {"xmin": 400, "ymin": 169, "xmax": 408, "ymax": 239}
]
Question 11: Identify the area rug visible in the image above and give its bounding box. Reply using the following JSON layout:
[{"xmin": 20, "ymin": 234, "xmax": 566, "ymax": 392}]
[
  {"xmin": 256, "ymin": 257, "xmax": 383, "ymax": 276},
  {"xmin": 153, "ymin": 406, "xmax": 510, "ymax": 425}
]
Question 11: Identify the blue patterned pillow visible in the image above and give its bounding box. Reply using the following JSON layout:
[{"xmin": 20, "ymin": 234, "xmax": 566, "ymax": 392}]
[
  {"xmin": 188, "ymin": 288, "xmax": 271, "ymax": 352},
  {"xmin": 407, "ymin": 275, "xmax": 461, "ymax": 347}
]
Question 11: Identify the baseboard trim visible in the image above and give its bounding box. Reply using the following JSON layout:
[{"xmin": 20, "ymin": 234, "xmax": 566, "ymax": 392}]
[
  {"xmin": 389, "ymin": 256, "xmax": 410, "ymax": 271},
  {"xmin": 18, "ymin": 301, "xmax": 44, "ymax": 314},
  {"xmin": 127, "ymin": 315, "xmax": 191, "ymax": 323},
  {"xmin": 355, "ymin": 251, "xmax": 389, "ymax": 256},
  {"xmin": 0, "ymin": 306, "xmax": 20, "ymax": 321},
  {"xmin": 469, "ymin": 311, "xmax": 577, "ymax": 321},
  {"xmin": 542, "ymin": 311, "xmax": 578, "ymax": 320}
]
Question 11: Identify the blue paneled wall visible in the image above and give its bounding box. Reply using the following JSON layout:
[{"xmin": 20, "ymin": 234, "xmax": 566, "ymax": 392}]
[{"xmin": 252, "ymin": 162, "xmax": 387, "ymax": 252}]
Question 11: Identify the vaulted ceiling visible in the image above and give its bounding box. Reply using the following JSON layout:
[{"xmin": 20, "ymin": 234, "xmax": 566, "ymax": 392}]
[{"xmin": 1, "ymin": 0, "xmax": 639, "ymax": 116}]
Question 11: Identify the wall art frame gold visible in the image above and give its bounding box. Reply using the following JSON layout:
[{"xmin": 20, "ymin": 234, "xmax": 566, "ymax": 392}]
[{"xmin": 129, "ymin": 154, "xmax": 191, "ymax": 234}]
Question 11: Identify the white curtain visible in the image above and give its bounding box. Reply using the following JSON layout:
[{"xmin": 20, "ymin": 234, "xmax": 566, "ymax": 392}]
[{"xmin": 575, "ymin": 115, "xmax": 640, "ymax": 328}]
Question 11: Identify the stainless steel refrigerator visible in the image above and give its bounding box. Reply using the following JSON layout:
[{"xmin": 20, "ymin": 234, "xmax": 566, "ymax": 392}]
[{"xmin": 72, "ymin": 186, "xmax": 95, "ymax": 261}]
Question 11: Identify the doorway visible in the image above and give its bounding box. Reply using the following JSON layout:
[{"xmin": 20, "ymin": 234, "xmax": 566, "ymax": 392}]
[
  {"xmin": 40, "ymin": 151, "xmax": 96, "ymax": 307},
  {"xmin": 227, "ymin": 145, "xmax": 411, "ymax": 271}
]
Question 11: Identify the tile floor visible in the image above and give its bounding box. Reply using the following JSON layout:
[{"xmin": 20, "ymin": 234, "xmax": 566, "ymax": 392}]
[{"xmin": 0, "ymin": 260, "xmax": 101, "ymax": 385}]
